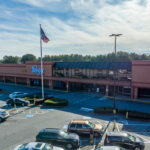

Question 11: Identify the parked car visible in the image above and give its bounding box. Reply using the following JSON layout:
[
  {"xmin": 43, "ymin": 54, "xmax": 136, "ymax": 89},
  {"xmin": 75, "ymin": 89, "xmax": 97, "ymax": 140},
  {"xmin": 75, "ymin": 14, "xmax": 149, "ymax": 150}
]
[
  {"xmin": 36, "ymin": 128, "xmax": 80, "ymax": 149},
  {"xmin": 95, "ymin": 146, "xmax": 127, "ymax": 150},
  {"xmin": 0, "ymin": 109, "xmax": 10, "ymax": 122},
  {"xmin": 104, "ymin": 132, "xmax": 145, "ymax": 150},
  {"xmin": 6, "ymin": 98, "xmax": 30, "ymax": 106},
  {"xmin": 67, "ymin": 120, "xmax": 104, "ymax": 137},
  {"xmin": 14, "ymin": 142, "xmax": 64, "ymax": 150},
  {"xmin": 9, "ymin": 92, "xmax": 28, "ymax": 98}
]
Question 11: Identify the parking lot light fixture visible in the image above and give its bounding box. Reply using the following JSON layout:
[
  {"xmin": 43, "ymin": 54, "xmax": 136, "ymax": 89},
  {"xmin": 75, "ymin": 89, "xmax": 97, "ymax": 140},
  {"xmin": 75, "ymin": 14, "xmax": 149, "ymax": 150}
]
[{"xmin": 109, "ymin": 34, "xmax": 122, "ymax": 129}]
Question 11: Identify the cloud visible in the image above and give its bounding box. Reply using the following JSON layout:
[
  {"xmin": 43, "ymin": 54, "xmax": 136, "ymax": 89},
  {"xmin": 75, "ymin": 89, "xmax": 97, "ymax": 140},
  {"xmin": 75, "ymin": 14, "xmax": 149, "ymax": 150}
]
[{"xmin": 0, "ymin": 0, "xmax": 150, "ymax": 59}]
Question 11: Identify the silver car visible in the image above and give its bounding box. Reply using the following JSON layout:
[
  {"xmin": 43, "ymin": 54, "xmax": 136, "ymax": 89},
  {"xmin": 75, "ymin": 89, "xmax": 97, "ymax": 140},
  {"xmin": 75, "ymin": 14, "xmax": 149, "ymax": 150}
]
[
  {"xmin": 14, "ymin": 142, "xmax": 64, "ymax": 150},
  {"xmin": 95, "ymin": 146, "xmax": 126, "ymax": 150},
  {"xmin": 9, "ymin": 92, "xmax": 28, "ymax": 98},
  {"xmin": 0, "ymin": 109, "xmax": 10, "ymax": 122}
]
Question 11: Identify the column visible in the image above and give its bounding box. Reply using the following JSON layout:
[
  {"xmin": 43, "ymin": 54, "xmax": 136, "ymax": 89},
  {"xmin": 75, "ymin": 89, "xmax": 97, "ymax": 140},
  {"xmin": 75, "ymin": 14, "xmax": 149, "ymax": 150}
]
[
  {"xmin": 3, "ymin": 76, "xmax": 5, "ymax": 83},
  {"xmin": 106, "ymin": 85, "xmax": 109, "ymax": 96},
  {"xmin": 27, "ymin": 78, "xmax": 30, "ymax": 87},
  {"xmin": 49, "ymin": 80, "xmax": 53, "ymax": 90},
  {"xmin": 15, "ymin": 77, "xmax": 17, "ymax": 85},
  {"xmin": 66, "ymin": 81, "xmax": 70, "ymax": 92},
  {"xmin": 131, "ymin": 87, "xmax": 134, "ymax": 99},
  {"xmin": 134, "ymin": 87, "xmax": 138, "ymax": 99}
]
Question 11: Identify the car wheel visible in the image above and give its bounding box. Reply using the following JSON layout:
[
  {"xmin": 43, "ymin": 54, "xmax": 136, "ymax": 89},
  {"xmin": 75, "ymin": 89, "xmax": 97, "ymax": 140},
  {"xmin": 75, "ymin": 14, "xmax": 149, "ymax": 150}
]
[
  {"xmin": 66, "ymin": 143, "xmax": 73, "ymax": 149},
  {"xmin": 0, "ymin": 117, "xmax": 2, "ymax": 122},
  {"xmin": 22, "ymin": 103, "xmax": 25, "ymax": 106},
  {"xmin": 15, "ymin": 96, "xmax": 18, "ymax": 98},
  {"xmin": 134, "ymin": 147, "xmax": 141, "ymax": 150},
  {"xmin": 8, "ymin": 103, "xmax": 12, "ymax": 106},
  {"xmin": 94, "ymin": 132, "xmax": 100, "ymax": 137}
]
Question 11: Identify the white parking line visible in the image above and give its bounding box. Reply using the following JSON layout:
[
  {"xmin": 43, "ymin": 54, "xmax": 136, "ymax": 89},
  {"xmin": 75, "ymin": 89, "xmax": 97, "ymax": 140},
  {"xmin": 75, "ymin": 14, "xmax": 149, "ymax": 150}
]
[
  {"xmin": 83, "ymin": 116, "xmax": 91, "ymax": 119},
  {"xmin": 133, "ymin": 133, "xmax": 150, "ymax": 143},
  {"xmin": 73, "ymin": 96, "xmax": 95, "ymax": 104},
  {"xmin": 116, "ymin": 123, "xmax": 119, "ymax": 132}
]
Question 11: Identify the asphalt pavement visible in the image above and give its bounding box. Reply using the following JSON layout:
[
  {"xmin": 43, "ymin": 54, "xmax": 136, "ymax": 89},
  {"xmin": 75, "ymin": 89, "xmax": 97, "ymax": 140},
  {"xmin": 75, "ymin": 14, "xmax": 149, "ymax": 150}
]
[{"xmin": 0, "ymin": 83, "xmax": 150, "ymax": 150}]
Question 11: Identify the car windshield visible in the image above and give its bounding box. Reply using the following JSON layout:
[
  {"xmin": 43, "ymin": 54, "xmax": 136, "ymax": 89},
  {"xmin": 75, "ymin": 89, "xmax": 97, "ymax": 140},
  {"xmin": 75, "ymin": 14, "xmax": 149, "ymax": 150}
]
[
  {"xmin": 128, "ymin": 134, "xmax": 135, "ymax": 142},
  {"xmin": 59, "ymin": 131, "xmax": 68, "ymax": 138},
  {"xmin": 88, "ymin": 122, "xmax": 95, "ymax": 128}
]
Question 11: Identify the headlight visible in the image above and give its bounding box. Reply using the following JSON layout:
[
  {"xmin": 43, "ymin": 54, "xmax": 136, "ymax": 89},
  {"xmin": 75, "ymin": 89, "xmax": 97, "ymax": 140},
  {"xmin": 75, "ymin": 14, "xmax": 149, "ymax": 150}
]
[
  {"xmin": 72, "ymin": 139, "xmax": 77, "ymax": 142},
  {"xmin": 140, "ymin": 142, "xmax": 144, "ymax": 145}
]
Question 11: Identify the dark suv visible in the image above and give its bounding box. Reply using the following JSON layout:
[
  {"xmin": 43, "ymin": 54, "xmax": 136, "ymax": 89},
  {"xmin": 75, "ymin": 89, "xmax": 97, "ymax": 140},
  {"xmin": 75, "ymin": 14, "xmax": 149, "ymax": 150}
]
[
  {"xmin": 36, "ymin": 128, "xmax": 80, "ymax": 149},
  {"xmin": 104, "ymin": 132, "xmax": 145, "ymax": 150}
]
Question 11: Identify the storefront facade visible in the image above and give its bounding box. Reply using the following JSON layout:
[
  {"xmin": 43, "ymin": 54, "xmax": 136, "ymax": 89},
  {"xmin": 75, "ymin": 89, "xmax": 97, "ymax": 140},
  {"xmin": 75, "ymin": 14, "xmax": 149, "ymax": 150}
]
[{"xmin": 0, "ymin": 61, "xmax": 150, "ymax": 99}]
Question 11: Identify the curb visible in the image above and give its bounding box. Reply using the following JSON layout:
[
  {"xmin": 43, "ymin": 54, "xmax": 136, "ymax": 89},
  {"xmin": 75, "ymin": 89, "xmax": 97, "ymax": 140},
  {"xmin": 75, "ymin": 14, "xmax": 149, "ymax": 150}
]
[{"xmin": 105, "ymin": 96, "xmax": 150, "ymax": 104}]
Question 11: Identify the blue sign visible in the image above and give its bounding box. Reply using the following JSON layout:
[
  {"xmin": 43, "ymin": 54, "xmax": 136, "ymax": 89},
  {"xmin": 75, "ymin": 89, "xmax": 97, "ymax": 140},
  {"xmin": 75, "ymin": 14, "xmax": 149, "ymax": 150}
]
[
  {"xmin": 25, "ymin": 114, "xmax": 34, "ymax": 117},
  {"xmin": 31, "ymin": 65, "xmax": 44, "ymax": 76}
]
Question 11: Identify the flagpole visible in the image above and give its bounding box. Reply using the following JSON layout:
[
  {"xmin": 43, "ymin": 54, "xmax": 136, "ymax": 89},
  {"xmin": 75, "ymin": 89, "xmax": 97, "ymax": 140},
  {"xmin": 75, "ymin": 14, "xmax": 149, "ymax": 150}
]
[{"xmin": 40, "ymin": 24, "xmax": 44, "ymax": 99}]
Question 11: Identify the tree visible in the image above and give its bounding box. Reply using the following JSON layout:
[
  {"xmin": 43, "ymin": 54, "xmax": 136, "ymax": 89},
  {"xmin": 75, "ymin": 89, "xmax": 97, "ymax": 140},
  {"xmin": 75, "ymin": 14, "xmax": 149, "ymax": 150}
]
[
  {"xmin": 2, "ymin": 55, "xmax": 20, "ymax": 64},
  {"xmin": 21, "ymin": 54, "xmax": 37, "ymax": 64}
]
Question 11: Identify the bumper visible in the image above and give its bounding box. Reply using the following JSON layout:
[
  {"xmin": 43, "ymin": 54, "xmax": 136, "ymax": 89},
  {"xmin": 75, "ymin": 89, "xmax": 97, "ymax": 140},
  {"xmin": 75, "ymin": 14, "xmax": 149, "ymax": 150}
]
[
  {"xmin": 1, "ymin": 114, "xmax": 10, "ymax": 119},
  {"xmin": 72, "ymin": 141, "xmax": 80, "ymax": 148}
]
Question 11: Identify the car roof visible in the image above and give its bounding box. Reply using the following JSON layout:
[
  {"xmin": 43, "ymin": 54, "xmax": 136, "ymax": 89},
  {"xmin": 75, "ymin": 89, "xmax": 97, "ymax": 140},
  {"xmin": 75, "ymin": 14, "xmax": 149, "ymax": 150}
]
[
  {"xmin": 107, "ymin": 132, "xmax": 128, "ymax": 137},
  {"xmin": 39, "ymin": 128, "xmax": 62, "ymax": 134},
  {"xmin": 21, "ymin": 142, "xmax": 45, "ymax": 149},
  {"xmin": 98, "ymin": 146, "xmax": 120, "ymax": 150},
  {"xmin": 70, "ymin": 120, "xmax": 89, "ymax": 124}
]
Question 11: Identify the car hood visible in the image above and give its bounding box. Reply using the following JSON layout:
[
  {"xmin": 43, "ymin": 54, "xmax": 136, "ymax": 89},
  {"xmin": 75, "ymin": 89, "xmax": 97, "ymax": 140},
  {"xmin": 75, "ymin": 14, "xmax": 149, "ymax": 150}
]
[
  {"xmin": 53, "ymin": 146, "xmax": 64, "ymax": 150},
  {"xmin": 135, "ymin": 136, "xmax": 144, "ymax": 143},
  {"xmin": 67, "ymin": 133, "xmax": 79, "ymax": 140},
  {"xmin": 94, "ymin": 124, "xmax": 102, "ymax": 130}
]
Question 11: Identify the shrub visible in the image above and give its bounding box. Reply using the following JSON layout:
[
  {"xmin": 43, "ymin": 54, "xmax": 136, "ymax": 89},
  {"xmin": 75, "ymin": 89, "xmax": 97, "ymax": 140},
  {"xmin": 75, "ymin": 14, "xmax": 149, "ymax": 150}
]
[
  {"xmin": 44, "ymin": 98, "xmax": 68, "ymax": 106},
  {"xmin": 119, "ymin": 109, "xmax": 129, "ymax": 114},
  {"xmin": 128, "ymin": 111, "xmax": 150, "ymax": 119},
  {"xmin": 94, "ymin": 106, "xmax": 118, "ymax": 114}
]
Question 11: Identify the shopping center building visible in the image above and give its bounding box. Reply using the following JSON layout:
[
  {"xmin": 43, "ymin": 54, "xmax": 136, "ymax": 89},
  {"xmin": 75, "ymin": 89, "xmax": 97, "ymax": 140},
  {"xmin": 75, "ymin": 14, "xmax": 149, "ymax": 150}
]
[{"xmin": 0, "ymin": 61, "xmax": 150, "ymax": 99}]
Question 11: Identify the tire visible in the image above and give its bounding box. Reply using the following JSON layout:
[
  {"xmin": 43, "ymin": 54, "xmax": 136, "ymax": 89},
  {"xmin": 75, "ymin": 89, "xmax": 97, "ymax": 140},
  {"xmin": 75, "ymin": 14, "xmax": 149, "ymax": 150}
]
[
  {"xmin": 66, "ymin": 143, "xmax": 73, "ymax": 149},
  {"xmin": 94, "ymin": 132, "xmax": 100, "ymax": 137},
  {"xmin": 15, "ymin": 96, "xmax": 18, "ymax": 98},
  {"xmin": 8, "ymin": 103, "xmax": 12, "ymax": 106},
  {"xmin": 134, "ymin": 147, "xmax": 141, "ymax": 150},
  {"xmin": 0, "ymin": 117, "xmax": 2, "ymax": 122},
  {"xmin": 22, "ymin": 103, "xmax": 25, "ymax": 106}
]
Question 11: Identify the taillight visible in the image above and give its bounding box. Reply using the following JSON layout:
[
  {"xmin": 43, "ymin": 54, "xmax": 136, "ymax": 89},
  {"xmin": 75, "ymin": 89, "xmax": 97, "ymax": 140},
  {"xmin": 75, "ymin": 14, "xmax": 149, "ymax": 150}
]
[
  {"xmin": 67, "ymin": 128, "xmax": 69, "ymax": 131},
  {"xmin": 36, "ymin": 137, "xmax": 37, "ymax": 139},
  {"xmin": 2, "ymin": 114, "xmax": 6, "ymax": 116},
  {"xmin": 106, "ymin": 137, "xmax": 109, "ymax": 143}
]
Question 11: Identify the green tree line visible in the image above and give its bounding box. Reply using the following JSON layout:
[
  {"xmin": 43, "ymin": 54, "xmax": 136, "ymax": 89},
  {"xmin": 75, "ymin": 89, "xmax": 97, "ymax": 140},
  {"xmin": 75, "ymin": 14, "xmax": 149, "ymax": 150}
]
[{"xmin": 0, "ymin": 51, "xmax": 150, "ymax": 64}]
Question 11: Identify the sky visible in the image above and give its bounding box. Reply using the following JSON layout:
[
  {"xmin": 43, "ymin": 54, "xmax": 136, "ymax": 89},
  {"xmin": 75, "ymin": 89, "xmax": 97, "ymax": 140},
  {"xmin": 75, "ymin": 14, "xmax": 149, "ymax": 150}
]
[{"xmin": 0, "ymin": 0, "xmax": 150, "ymax": 59}]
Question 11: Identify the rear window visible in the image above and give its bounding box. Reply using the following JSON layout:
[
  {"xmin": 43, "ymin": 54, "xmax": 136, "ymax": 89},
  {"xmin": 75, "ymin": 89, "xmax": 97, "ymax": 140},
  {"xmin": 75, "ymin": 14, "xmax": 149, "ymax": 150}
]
[
  {"xmin": 76, "ymin": 124, "xmax": 83, "ymax": 128},
  {"xmin": 2, "ymin": 111, "xmax": 7, "ymax": 114},
  {"xmin": 70, "ymin": 123, "xmax": 76, "ymax": 128}
]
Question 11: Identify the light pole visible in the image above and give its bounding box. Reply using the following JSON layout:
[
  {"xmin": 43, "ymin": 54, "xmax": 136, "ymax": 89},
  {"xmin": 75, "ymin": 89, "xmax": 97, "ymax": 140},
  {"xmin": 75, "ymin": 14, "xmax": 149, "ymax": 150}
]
[{"xmin": 109, "ymin": 34, "xmax": 122, "ymax": 129}]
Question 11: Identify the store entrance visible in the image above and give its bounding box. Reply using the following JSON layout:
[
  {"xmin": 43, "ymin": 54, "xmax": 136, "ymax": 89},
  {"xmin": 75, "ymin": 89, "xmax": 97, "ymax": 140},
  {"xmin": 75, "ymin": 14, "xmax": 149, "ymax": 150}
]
[{"xmin": 30, "ymin": 79, "xmax": 41, "ymax": 86}]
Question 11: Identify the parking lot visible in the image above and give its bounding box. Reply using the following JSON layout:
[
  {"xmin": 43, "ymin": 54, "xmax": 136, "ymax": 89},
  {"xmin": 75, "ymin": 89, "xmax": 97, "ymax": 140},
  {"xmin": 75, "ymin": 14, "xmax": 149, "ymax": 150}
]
[{"xmin": 0, "ymin": 83, "xmax": 150, "ymax": 150}]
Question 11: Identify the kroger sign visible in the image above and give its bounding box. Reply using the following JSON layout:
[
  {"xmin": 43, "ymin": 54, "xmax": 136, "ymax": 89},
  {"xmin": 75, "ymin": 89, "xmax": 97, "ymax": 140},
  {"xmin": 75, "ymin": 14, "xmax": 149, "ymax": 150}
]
[{"xmin": 31, "ymin": 65, "xmax": 44, "ymax": 76}]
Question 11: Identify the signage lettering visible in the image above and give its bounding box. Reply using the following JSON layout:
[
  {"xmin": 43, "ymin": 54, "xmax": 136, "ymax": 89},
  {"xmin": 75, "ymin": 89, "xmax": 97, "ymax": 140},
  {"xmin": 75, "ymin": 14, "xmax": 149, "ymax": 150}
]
[{"xmin": 31, "ymin": 65, "xmax": 44, "ymax": 76}]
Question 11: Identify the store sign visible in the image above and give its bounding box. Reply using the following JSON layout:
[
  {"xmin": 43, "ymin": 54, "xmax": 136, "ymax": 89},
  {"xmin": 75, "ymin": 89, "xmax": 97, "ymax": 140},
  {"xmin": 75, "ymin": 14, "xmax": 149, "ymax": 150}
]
[
  {"xmin": 22, "ymin": 70, "xmax": 26, "ymax": 72},
  {"xmin": 31, "ymin": 65, "xmax": 44, "ymax": 76}
]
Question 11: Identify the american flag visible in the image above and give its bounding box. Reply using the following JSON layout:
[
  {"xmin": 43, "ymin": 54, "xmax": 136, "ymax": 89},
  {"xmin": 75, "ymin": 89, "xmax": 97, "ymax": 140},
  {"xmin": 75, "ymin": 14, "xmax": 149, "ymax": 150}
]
[{"xmin": 41, "ymin": 28, "xmax": 50, "ymax": 43}]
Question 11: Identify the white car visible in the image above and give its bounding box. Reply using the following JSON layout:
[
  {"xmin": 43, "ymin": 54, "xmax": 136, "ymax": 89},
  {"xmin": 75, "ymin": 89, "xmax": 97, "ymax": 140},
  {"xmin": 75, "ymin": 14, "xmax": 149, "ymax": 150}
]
[
  {"xmin": 9, "ymin": 92, "xmax": 28, "ymax": 98},
  {"xmin": 14, "ymin": 142, "xmax": 64, "ymax": 150},
  {"xmin": 0, "ymin": 109, "xmax": 10, "ymax": 122}
]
